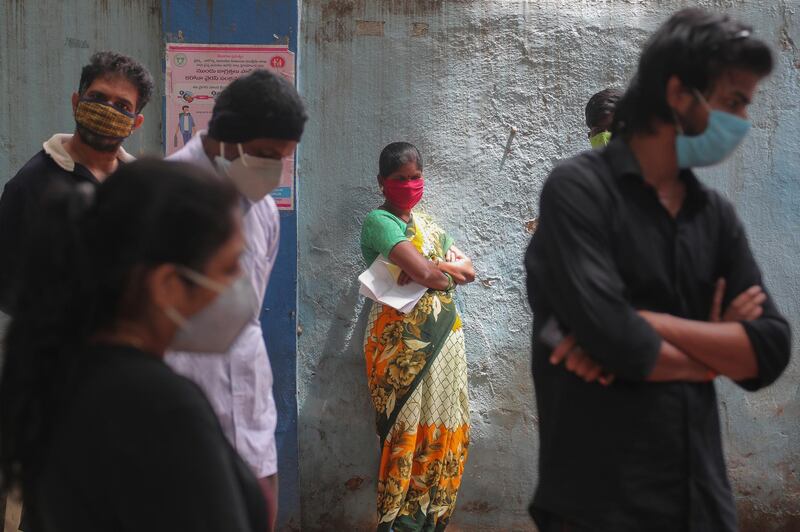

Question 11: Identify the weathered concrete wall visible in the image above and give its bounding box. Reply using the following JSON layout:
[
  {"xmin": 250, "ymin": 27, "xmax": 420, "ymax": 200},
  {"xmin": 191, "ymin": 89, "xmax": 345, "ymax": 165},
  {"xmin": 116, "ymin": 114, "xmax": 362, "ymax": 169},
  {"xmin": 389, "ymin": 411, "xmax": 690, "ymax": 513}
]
[
  {"xmin": 297, "ymin": 1, "xmax": 799, "ymax": 530},
  {"xmin": 0, "ymin": 0, "xmax": 164, "ymax": 181}
]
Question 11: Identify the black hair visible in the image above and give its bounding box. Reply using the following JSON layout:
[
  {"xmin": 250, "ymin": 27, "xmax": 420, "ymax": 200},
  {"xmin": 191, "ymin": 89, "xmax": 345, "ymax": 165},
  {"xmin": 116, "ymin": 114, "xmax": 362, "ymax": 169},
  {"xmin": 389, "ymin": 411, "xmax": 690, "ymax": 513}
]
[
  {"xmin": 208, "ymin": 69, "xmax": 307, "ymax": 143},
  {"xmin": 182, "ymin": 105, "xmax": 190, "ymax": 110},
  {"xmin": 585, "ymin": 88, "xmax": 623, "ymax": 129},
  {"xmin": 613, "ymin": 8, "xmax": 773, "ymax": 137},
  {"xmin": 378, "ymin": 142, "xmax": 423, "ymax": 177},
  {"xmin": 78, "ymin": 51, "xmax": 155, "ymax": 112},
  {"xmin": 0, "ymin": 159, "xmax": 239, "ymax": 494}
]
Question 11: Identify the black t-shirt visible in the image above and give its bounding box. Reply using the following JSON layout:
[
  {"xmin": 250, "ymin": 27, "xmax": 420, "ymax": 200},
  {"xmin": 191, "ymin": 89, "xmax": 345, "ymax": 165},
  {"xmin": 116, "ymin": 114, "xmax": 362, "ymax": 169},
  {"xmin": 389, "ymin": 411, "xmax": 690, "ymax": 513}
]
[{"xmin": 26, "ymin": 344, "xmax": 267, "ymax": 532}]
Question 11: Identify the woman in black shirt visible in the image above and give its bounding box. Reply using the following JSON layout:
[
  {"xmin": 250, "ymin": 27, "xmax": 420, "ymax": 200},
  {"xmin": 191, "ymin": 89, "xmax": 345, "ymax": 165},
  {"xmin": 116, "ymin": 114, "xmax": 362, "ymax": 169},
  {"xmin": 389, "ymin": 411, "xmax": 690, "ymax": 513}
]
[{"xmin": 0, "ymin": 160, "xmax": 267, "ymax": 531}]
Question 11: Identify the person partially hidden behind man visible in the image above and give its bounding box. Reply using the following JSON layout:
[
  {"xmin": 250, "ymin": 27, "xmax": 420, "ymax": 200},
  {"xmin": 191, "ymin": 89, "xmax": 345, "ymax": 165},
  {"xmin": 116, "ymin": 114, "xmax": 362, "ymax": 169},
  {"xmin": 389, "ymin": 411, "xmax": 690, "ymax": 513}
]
[
  {"xmin": 0, "ymin": 51, "xmax": 154, "ymax": 313},
  {"xmin": 526, "ymin": 8, "xmax": 790, "ymax": 532},
  {"xmin": 586, "ymin": 87, "xmax": 622, "ymax": 149}
]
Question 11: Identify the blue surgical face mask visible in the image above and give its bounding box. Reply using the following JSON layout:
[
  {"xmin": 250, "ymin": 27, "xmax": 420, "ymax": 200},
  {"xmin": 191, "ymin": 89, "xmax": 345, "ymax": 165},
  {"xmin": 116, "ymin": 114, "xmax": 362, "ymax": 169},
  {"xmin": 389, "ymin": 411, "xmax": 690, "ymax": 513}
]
[{"xmin": 675, "ymin": 89, "xmax": 751, "ymax": 169}]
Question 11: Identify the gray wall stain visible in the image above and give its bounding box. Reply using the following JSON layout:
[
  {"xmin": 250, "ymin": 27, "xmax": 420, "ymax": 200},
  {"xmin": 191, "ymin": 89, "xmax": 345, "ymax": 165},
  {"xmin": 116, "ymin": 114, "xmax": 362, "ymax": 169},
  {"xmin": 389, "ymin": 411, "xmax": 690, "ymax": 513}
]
[
  {"xmin": 298, "ymin": 1, "xmax": 800, "ymax": 530},
  {"xmin": 0, "ymin": 0, "xmax": 164, "ymax": 182}
]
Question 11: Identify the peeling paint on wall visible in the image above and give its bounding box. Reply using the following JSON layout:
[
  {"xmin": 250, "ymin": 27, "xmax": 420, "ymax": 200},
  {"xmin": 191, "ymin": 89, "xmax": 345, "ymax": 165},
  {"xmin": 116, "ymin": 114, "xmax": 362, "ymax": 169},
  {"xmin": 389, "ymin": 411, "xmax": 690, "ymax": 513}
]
[
  {"xmin": 355, "ymin": 20, "xmax": 385, "ymax": 37},
  {"xmin": 411, "ymin": 22, "xmax": 429, "ymax": 37}
]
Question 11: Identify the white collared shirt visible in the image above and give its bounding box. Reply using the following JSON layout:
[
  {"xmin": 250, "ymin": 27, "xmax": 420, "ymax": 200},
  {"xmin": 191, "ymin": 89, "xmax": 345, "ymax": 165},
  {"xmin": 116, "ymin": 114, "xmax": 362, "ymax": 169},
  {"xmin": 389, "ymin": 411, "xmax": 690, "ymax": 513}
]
[
  {"xmin": 42, "ymin": 133, "xmax": 134, "ymax": 173},
  {"xmin": 164, "ymin": 132, "xmax": 280, "ymax": 478}
]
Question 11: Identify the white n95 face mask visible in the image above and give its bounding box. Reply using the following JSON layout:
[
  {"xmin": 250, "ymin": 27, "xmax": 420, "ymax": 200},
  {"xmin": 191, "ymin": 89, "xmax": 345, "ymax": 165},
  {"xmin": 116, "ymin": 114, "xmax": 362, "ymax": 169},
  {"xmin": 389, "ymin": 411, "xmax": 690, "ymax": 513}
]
[
  {"xmin": 214, "ymin": 142, "xmax": 283, "ymax": 202},
  {"xmin": 165, "ymin": 267, "xmax": 259, "ymax": 354}
]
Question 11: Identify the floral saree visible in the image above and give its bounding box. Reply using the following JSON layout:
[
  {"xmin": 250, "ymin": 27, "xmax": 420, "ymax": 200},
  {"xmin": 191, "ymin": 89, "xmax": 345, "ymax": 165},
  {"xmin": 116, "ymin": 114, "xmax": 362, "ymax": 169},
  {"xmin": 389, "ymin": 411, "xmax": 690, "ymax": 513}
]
[{"xmin": 363, "ymin": 213, "xmax": 470, "ymax": 531}]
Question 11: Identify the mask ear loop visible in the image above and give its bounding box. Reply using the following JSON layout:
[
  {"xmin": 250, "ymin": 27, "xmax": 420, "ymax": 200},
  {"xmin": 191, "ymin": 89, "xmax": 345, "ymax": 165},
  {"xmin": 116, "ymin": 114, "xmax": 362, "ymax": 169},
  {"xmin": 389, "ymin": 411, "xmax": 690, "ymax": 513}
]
[
  {"xmin": 164, "ymin": 306, "xmax": 189, "ymax": 328},
  {"xmin": 691, "ymin": 88, "xmax": 713, "ymax": 112},
  {"xmin": 688, "ymin": 88, "xmax": 715, "ymax": 136},
  {"xmin": 237, "ymin": 143, "xmax": 249, "ymax": 167},
  {"xmin": 671, "ymin": 107, "xmax": 685, "ymax": 135},
  {"xmin": 176, "ymin": 266, "xmax": 228, "ymax": 293},
  {"xmin": 672, "ymin": 86, "xmax": 707, "ymax": 135},
  {"xmin": 163, "ymin": 267, "xmax": 231, "ymax": 329},
  {"xmin": 219, "ymin": 141, "xmax": 226, "ymax": 159}
]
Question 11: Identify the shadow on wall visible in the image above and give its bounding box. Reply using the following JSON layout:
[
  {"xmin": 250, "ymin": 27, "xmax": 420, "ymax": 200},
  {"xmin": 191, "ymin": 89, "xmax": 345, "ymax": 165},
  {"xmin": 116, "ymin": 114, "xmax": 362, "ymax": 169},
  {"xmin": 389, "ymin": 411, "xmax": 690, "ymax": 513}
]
[{"xmin": 301, "ymin": 279, "xmax": 381, "ymax": 530}]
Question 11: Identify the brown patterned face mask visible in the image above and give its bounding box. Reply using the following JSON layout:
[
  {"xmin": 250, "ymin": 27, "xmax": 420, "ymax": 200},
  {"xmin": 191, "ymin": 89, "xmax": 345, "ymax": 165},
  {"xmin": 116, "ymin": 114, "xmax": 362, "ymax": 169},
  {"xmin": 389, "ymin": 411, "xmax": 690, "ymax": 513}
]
[{"xmin": 74, "ymin": 99, "xmax": 136, "ymax": 139}]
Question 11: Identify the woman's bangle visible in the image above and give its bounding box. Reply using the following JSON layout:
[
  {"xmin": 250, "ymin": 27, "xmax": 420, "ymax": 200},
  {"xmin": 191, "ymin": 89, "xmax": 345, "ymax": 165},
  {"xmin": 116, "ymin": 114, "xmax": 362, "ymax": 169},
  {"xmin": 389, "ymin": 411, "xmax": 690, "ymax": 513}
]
[{"xmin": 443, "ymin": 272, "xmax": 455, "ymax": 291}]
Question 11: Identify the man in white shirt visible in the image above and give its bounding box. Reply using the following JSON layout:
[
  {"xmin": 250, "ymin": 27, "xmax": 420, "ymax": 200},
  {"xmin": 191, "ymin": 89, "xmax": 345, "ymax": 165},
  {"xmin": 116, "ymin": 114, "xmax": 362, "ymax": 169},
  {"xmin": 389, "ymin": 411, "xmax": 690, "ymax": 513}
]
[{"xmin": 165, "ymin": 69, "xmax": 306, "ymax": 531}]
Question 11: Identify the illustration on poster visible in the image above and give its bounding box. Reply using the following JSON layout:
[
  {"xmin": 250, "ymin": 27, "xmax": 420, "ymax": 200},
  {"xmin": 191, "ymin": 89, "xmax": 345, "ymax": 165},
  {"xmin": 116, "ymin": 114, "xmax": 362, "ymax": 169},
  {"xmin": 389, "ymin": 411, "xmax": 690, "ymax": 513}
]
[{"xmin": 178, "ymin": 90, "xmax": 216, "ymax": 103}]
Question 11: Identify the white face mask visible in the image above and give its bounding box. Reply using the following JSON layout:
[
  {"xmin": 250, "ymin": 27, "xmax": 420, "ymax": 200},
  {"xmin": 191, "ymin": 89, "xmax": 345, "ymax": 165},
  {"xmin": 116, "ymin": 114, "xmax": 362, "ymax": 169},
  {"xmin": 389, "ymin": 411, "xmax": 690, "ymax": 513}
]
[
  {"xmin": 214, "ymin": 142, "xmax": 283, "ymax": 202},
  {"xmin": 165, "ymin": 267, "xmax": 259, "ymax": 354}
]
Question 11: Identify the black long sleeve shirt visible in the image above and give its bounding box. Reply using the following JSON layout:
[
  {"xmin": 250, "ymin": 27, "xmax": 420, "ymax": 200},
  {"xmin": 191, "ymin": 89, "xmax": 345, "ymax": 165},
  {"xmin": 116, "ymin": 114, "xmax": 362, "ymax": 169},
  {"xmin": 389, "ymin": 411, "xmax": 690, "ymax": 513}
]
[
  {"xmin": 525, "ymin": 139, "xmax": 791, "ymax": 532},
  {"xmin": 27, "ymin": 344, "xmax": 267, "ymax": 532},
  {"xmin": 0, "ymin": 150, "xmax": 99, "ymax": 313}
]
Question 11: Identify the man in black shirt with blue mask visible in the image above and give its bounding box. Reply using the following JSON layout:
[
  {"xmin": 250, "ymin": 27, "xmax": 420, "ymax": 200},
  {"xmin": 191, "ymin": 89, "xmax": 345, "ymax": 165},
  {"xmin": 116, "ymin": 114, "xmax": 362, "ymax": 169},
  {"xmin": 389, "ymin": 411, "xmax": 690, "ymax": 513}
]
[{"xmin": 526, "ymin": 8, "xmax": 791, "ymax": 532}]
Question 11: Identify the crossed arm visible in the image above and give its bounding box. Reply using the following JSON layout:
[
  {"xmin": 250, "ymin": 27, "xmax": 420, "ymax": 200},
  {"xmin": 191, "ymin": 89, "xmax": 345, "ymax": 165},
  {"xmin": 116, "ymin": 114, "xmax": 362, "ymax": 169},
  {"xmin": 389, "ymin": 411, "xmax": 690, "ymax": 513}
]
[
  {"xmin": 389, "ymin": 241, "xmax": 475, "ymax": 290},
  {"xmin": 529, "ymin": 166, "xmax": 790, "ymax": 388},
  {"xmin": 552, "ymin": 281, "xmax": 765, "ymax": 384}
]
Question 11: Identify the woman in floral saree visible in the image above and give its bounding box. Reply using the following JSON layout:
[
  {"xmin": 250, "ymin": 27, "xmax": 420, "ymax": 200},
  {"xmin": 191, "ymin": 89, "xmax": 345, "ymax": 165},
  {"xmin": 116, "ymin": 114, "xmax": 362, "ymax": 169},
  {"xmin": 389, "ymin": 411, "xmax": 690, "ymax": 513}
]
[{"xmin": 360, "ymin": 142, "xmax": 475, "ymax": 531}]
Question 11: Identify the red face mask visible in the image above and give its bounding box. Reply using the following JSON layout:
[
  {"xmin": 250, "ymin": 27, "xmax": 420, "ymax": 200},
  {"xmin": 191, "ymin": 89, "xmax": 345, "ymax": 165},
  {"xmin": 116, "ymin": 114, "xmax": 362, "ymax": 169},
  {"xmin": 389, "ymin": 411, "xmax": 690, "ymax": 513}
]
[{"xmin": 383, "ymin": 178, "xmax": 424, "ymax": 210}]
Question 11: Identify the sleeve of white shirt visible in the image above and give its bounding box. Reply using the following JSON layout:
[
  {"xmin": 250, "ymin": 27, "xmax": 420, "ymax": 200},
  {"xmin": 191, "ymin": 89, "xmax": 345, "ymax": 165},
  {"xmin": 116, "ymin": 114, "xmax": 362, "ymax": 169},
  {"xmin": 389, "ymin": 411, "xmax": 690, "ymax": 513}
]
[
  {"xmin": 266, "ymin": 198, "xmax": 280, "ymax": 274},
  {"xmin": 235, "ymin": 195, "xmax": 281, "ymax": 479}
]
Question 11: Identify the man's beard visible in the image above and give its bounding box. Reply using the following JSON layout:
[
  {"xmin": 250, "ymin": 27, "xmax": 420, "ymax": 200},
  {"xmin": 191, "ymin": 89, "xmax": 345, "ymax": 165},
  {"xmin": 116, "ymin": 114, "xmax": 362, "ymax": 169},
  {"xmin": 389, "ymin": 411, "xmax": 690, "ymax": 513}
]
[{"xmin": 75, "ymin": 124, "xmax": 124, "ymax": 153}]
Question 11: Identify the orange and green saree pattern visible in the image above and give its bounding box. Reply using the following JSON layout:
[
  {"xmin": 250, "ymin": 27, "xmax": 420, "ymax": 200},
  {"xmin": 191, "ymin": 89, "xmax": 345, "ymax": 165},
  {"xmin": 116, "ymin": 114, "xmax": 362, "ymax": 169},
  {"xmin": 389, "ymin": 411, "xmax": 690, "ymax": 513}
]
[{"xmin": 363, "ymin": 213, "xmax": 470, "ymax": 531}]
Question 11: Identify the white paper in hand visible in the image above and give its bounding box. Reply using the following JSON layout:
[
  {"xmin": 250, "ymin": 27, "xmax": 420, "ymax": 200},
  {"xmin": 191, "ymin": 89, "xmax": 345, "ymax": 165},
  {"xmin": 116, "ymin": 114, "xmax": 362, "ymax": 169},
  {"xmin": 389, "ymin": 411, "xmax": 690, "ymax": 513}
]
[{"xmin": 358, "ymin": 255, "xmax": 428, "ymax": 314}]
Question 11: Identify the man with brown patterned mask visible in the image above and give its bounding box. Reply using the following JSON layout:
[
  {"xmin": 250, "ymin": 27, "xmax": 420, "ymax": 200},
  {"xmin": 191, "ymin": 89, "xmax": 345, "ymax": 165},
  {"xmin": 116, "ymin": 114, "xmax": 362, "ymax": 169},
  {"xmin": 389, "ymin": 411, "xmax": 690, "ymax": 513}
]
[
  {"xmin": 69, "ymin": 51, "xmax": 152, "ymax": 167},
  {"xmin": 0, "ymin": 51, "xmax": 154, "ymax": 312}
]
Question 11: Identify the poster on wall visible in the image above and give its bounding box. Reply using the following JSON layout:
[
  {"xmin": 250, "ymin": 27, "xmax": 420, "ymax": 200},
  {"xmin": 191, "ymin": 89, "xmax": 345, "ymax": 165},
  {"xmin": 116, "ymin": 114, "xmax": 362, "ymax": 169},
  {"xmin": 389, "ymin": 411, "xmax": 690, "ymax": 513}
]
[{"xmin": 165, "ymin": 43, "xmax": 296, "ymax": 210}]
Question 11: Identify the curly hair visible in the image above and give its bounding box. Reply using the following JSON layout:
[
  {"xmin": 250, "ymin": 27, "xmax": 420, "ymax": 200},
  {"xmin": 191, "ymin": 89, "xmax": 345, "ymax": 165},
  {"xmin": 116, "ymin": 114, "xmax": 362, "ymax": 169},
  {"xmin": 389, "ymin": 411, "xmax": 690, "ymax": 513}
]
[{"xmin": 78, "ymin": 51, "xmax": 155, "ymax": 112}]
